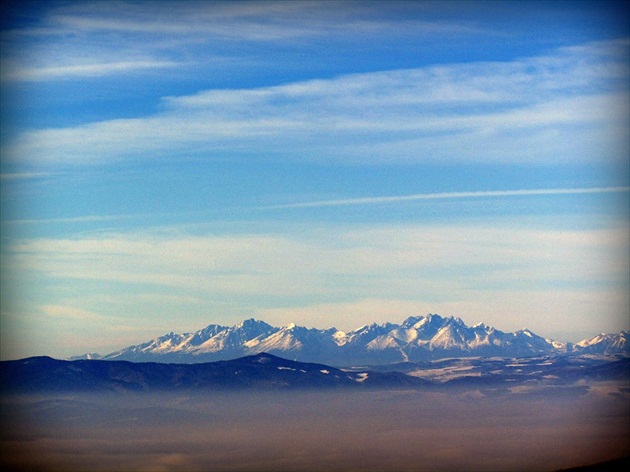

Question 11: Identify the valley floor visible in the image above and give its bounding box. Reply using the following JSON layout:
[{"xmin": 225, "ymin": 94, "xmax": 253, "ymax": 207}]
[{"xmin": 1, "ymin": 382, "xmax": 629, "ymax": 472}]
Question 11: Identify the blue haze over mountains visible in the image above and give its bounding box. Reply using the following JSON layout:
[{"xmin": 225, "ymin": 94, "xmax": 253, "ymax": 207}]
[{"xmin": 74, "ymin": 314, "xmax": 630, "ymax": 365}]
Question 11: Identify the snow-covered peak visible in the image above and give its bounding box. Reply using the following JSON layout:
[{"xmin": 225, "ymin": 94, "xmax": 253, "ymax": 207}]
[
  {"xmin": 333, "ymin": 330, "xmax": 348, "ymax": 346},
  {"xmin": 67, "ymin": 352, "xmax": 102, "ymax": 360},
  {"xmin": 200, "ymin": 323, "xmax": 228, "ymax": 333},
  {"xmin": 88, "ymin": 315, "xmax": 629, "ymax": 365},
  {"xmin": 471, "ymin": 322, "xmax": 495, "ymax": 335},
  {"xmin": 401, "ymin": 315, "xmax": 423, "ymax": 327},
  {"xmin": 576, "ymin": 333, "xmax": 607, "ymax": 347},
  {"xmin": 402, "ymin": 313, "xmax": 445, "ymax": 329},
  {"xmin": 254, "ymin": 328, "xmax": 303, "ymax": 351},
  {"xmin": 430, "ymin": 324, "xmax": 467, "ymax": 350},
  {"xmin": 236, "ymin": 318, "xmax": 273, "ymax": 331},
  {"xmin": 574, "ymin": 331, "xmax": 629, "ymax": 354}
]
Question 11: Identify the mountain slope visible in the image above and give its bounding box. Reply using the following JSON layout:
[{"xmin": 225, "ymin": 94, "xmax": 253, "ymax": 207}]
[
  {"xmin": 0, "ymin": 353, "xmax": 430, "ymax": 392},
  {"xmin": 574, "ymin": 331, "xmax": 629, "ymax": 354},
  {"xmin": 2, "ymin": 353, "xmax": 627, "ymax": 394},
  {"xmin": 80, "ymin": 315, "xmax": 629, "ymax": 365}
]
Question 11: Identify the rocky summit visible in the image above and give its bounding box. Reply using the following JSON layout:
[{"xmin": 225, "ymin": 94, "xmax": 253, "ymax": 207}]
[{"xmin": 72, "ymin": 314, "xmax": 630, "ymax": 366}]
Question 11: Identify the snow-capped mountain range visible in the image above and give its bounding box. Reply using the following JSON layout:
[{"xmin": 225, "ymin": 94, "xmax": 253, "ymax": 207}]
[{"xmin": 74, "ymin": 314, "xmax": 629, "ymax": 365}]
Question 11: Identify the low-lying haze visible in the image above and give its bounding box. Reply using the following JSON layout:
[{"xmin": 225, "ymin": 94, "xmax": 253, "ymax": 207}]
[{"xmin": 2, "ymin": 388, "xmax": 628, "ymax": 472}]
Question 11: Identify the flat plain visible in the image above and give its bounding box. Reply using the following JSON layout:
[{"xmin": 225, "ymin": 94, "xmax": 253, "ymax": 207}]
[{"xmin": 1, "ymin": 382, "xmax": 628, "ymax": 472}]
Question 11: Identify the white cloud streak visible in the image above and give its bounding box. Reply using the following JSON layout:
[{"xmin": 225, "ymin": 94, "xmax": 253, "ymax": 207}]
[
  {"xmin": 1, "ymin": 1, "xmax": 488, "ymax": 85},
  {"xmin": 41, "ymin": 1, "xmax": 485, "ymax": 40},
  {"xmin": 0, "ymin": 172, "xmax": 53, "ymax": 180},
  {"xmin": 3, "ymin": 40, "xmax": 627, "ymax": 166},
  {"xmin": 1, "ymin": 60, "xmax": 180, "ymax": 82},
  {"xmin": 260, "ymin": 186, "xmax": 630, "ymax": 209},
  {"xmin": 3, "ymin": 221, "xmax": 628, "ymax": 340},
  {"xmin": 6, "ymin": 222, "xmax": 628, "ymax": 299},
  {"xmin": 39, "ymin": 304, "xmax": 105, "ymax": 321},
  {"xmin": 1, "ymin": 213, "xmax": 151, "ymax": 225}
]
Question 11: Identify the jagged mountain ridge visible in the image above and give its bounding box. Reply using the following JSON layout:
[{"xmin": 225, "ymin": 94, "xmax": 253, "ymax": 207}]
[{"xmin": 76, "ymin": 314, "xmax": 630, "ymax": 365}]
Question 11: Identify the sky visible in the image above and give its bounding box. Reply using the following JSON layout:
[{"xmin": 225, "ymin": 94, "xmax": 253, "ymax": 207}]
[{"xmin": 0, "ymin": 0, "xmax": 628, "ymax": 360}]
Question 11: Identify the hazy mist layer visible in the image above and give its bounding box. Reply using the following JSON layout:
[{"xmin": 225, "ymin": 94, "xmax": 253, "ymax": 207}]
[{"xmin": 1, "ymin": 386, "xmax": 628, "ymax": 472}]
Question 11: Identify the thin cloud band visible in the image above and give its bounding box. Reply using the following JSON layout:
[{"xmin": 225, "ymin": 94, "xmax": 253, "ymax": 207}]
[{"xmin": 261, "ymin": 186, "xmax": 630, "ymax": 209}]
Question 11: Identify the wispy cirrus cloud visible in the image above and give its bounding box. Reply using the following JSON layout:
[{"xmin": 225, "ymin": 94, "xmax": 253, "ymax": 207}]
[
  {"xmin": 1, "ymin": 213, "xmax": 149, "ymax": 225},
  {"xmin": 1, "ymin": 60, "xmax": 180, "ymax": 82},
  {"xmin": 260, "ymin": 186, "xmax": 630, "ymax": 209},
  {"xmin": 1, "ymin": 1, "xmax": 487, "ymax": 88},
  {"xmin": 3, "ymin": 219, "xmax": 628, "ymax": 342},
  {"xmin": 7, "ymin": 221, "xmax": 627, "ymax": 306},
  {"xmin": 38, "ymin": 1, "xmax": 486, "ymax": 40},
  {"xmin": 3, "ymin": 39, "xmax": 628, "ymax": 166},
  {"xmin": 39, "ymin": 304, "xmax": 105, "ymax": 321},
  {"xmin": 0, "ymin": 172, "xmax": 53, "ymax": 180}
]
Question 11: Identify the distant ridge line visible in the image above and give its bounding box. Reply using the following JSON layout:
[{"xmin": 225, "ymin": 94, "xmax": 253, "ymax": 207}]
[{"xmin": 70, "ymin": 314, "xmax": 629, "ymax": 365}]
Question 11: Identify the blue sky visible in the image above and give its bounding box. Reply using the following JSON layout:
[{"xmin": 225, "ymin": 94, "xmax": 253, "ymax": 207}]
[{"xmin": 1, "ymin": 1, "xmax": 628, "ymax": 359}]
